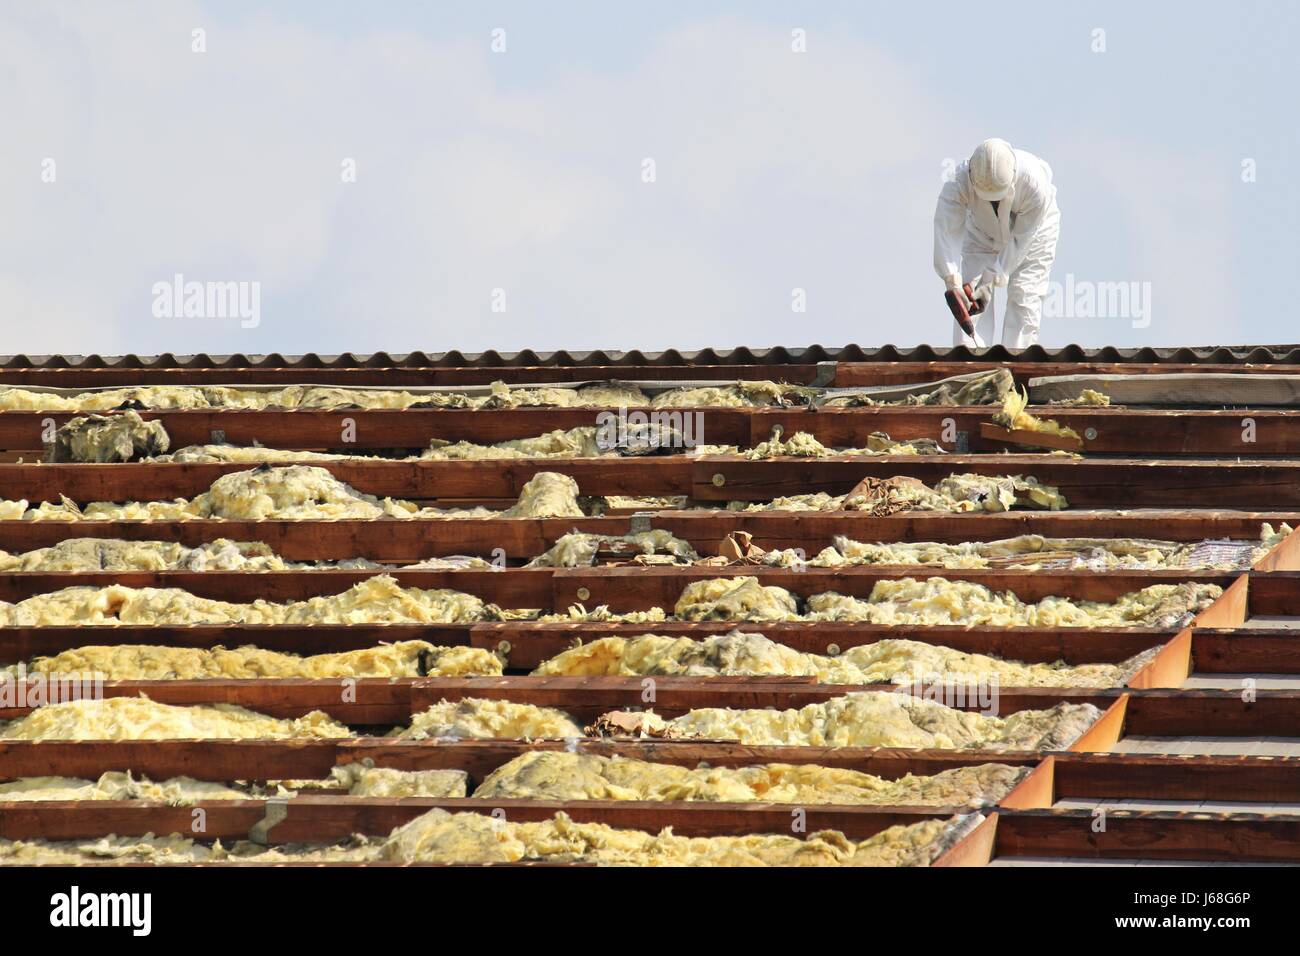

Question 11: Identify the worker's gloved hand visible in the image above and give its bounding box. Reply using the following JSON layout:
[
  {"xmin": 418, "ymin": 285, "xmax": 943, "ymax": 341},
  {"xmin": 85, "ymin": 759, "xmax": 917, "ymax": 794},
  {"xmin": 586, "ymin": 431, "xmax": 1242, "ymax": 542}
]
[
  {"xmin": 944, "ymin": 273, "xmax": 972, "ymax": 309},
  {"xmin": 972, "ymin": 269, "xmax": 1006, "ymax": 307}
]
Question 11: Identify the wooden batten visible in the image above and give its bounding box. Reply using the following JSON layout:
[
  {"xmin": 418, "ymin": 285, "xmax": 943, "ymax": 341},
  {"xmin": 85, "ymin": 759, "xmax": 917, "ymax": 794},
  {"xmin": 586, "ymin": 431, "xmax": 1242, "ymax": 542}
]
[
  {"xmin": 1126, "ymin": 629, "xmax": 1192, "ymax": 688},
  {"xmin": 1068, "ymin": 694, "xmax": 1128, "ymax": 753},
  {"xmin": 0, "ymin": 797, "xmax": 952, "ymax": 844},
  {"xmin": 930, "ymin": 812, "xmax": 999, "ymax": 867},
  {"xmin": 693, "ymin": 457, "xmax": 1300, "ymax": 508},
  {"xmin": 997, "ymin": 757, "xmax": 1055, "ymax": 810},
  {"xmin": 1250, "ymin": 523, "xmax": 1300, "ymax": 571},
  {"xmin": 993, "ymin": 809, "xmax": 1300, "ymax": 863},
  {"xmin": 1052, "ymin": 753, "xmax": 1300, "ymax": 804},
  {"xmin": 1193, "ymin": 574, "xmax": 1250, "ymax": 628}
]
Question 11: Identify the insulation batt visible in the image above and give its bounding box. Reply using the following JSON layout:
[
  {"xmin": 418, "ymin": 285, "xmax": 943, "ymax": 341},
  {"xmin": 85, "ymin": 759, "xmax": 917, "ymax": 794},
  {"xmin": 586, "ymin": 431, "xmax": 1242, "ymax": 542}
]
[
  {"xmin": 0, "ymin": 575, "xmax": 495, "ymax": 626},
  {"xmin": 328, "ymin": 764, "xmax": 468, "ymax": 798},
  {"xmin": 0, "ymin": 537, "xmax": 500, "ymax": 573},
  {"xmin": 743, "ymin": 430, "xmax": 944, "ymax": 459},
  {"xmin": 802, "ymin": 577, "xmax": 1221, "ymax": 629},
  {"xmin": 531, "ymin": 631, "xmax": 1153, "ymax": 688},
  {"xmin": 0, "ymin": 811, "xmax": 973, "ymax": 867},
  {"xmin": 765, "ymin": 526, "xmax": 1291, "ymax": 572},
  {"xmin": 674, "ymin": 577, "xmax": 801, "ymax": 622},
  {"xmin": 395, "ymin": 697, "xmax": 584, "ymax": 740},
  {"xmin": 0, "ymin": 380, "xmax": 834, "ymax": 413},
  {"xmin": 543, "ymin": 576, "xmax": 1219, "ymax": 629},
  {"xmin": 729, "ymin": 472, "xmax": 1066, "ymax": 513},
  {"xmin": 7, "ymin": 641, "xmax": 502, "ymax": 680},
  {"xmin": 0, "ymin": 772, "xmax": 250, "ymax": 803},
  {"xmin": 0, "ymin": 766, "xmax": 467, "ymax": 802},
  {"xmin": 153, "ymin": 426, "xmax": 611, "ymax": 464},
  {"xmin": 0, "ymin": 538, "xmax": 290, "ymax": 572},
  {"xmin": 526, "ymin": 530, "xmax": 700, "ymax": 568},
  {"xmin": 0, "ymin": 697, "xmax": 350, "ymax": 740},
  {"xmin": 375, "ymin": 808, "xmax": 968, "ymax": 866},
  {"xmin": 474, "ymin": 751, "xmax": 1028, "ymax": 807},
  {"xmin": 638, "ymin": 696, "xmax": 1101, "ymax": 750},
  {"xmin": 45, "ymin": 411, "xmax": 169, "ymax": 463},
  {"xmin": 0, "ymin": 466, "xmax": 584, "ymax": 521},
  {"xmin": 992, "ymin": 389, "xmax": 1081, "ymax": 440}
]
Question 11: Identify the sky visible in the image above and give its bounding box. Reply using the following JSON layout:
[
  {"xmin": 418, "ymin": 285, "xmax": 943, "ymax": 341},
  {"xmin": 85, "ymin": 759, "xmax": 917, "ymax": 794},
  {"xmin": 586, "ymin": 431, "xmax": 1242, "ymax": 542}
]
[{"xmin": 0, "ymin": 0, "xmax": 1296, "ymax": 356}]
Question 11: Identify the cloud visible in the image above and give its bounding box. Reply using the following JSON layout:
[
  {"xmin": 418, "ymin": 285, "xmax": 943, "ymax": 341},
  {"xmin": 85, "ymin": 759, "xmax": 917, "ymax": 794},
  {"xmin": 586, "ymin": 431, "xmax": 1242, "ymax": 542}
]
[{"xmin": 0, "ymin": 5, "xmax": 964, "ymax": 355}]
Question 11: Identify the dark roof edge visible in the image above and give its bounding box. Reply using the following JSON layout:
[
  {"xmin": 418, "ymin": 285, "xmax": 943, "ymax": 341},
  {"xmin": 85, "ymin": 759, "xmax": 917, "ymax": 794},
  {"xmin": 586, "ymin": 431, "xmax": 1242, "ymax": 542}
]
[{"xmin": 2, "ymin": 345, "xmax": 1299, "ymax": 369}]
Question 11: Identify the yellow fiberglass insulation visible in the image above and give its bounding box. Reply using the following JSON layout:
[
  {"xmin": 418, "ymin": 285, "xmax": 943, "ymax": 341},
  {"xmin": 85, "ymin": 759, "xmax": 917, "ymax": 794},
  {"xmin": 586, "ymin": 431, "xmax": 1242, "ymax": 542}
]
[
  {"xmin": 531, "ymin": 631, "xmax": 1153, "ymax": 688},
  {"xmin": 673, "ymin": 576, "xmax": 800, "ymax": 622},
  {"xmin": 499, "ymin": 472, "xmax": 584, "ymax": 518},
  {"xmin": 0, "ymin": 772, "xmax": 255, "ymax": 803},
  {"xmin": 617, "ymin": 695, "xmax": 1101, "ymax": 750},
  {"xmin": 7, "ymin": 641, "xmax": 502, "ymax": 680},
  {"xmin": 473, "ymin": 751, "xmax": 1029, "ymax": 807},
  {"xmin": 395, "ymin": 697, "xmax": 584, "ymax": 740},
  {"xmin": 803, "ymin": 577, "xmax": 1221, "ymax": 630},
  {"xmin": 377, "ymin": 808, "xmax": 969, "ymax": 866},
  {"xmin": 743, "ymin": 430, "xmax": 944, "ymax": 459},
  {"xmin": 0, "ymin": 697, "xmax": 350, "ymax": 740},
  {"xmin": 0, "ymin": 811, "xmax": 976, "ymax": 867},
  {"xmin": 525, "ymin": 530, "xmax": 700, "ymax": 568},
  {"xmin": 328, "ymin": 764, "xmax": 468, "ymax": 798},
  {"xmin": 0, "ymin": 575, "xmax": 494, "ymax": 627},
  {"xmin": 0, "ymin": 766, "xmax": 468, "ymax": 802},
  {"xmin": 45, "ymin": 411, "xmax": 170, "ymax": 463},
  {"xmin": 0, "ymin": 537, "xmax": 291, "ymax": 573},
  {"xmin": 992, "ymin": 389, "xmax": 1081, "ymax": 440},
  {"xmin": 810, "ymin": 527, "xmax": 1290, "ymax": 571},
  {"xmin": 0, "ymin": 380, "xmax": 837, "ymax": 414},
  {"xmin": 0, "ymin": 466, "xmax": 583, "ymax": 522},
  {"xmin": 729, "ymin": 473, "xmax": 1067, "ymax": 514}
]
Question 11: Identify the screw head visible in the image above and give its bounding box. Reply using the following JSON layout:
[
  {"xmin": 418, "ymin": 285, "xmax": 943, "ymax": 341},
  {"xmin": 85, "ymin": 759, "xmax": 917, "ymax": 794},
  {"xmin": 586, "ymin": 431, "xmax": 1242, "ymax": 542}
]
[
  {"xmin": 576, "ymin": 587, "xmax": 591, "ymax": 601},
  {"xmin": 712, "ymin": 473, "xmax": 726, "ymax": 487},
  {"xmin": 1084, "ymin": 427, "xmax": 1098, "ymax": 441}
]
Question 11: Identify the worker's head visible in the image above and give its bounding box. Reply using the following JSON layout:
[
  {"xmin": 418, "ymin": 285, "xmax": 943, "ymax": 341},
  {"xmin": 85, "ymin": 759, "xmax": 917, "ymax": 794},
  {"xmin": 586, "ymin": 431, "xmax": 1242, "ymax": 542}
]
[{"xmin": 969, "ymin": 138, "xmax": 1017, "ymax": 201}]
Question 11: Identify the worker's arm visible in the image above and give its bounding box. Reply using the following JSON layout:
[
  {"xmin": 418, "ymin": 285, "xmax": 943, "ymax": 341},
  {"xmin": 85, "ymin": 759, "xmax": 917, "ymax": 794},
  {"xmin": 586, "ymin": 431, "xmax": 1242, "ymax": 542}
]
[{"xmin": 933, "ymin": 173, "xmax": 969, "ymax": 284}]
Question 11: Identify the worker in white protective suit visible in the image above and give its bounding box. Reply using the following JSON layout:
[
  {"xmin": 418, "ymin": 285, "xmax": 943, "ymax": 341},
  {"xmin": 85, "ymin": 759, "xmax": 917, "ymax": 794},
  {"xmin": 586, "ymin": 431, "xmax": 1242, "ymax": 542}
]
[{"xmin": 934, "ymin": 138, "xmax": 1060, "ymax": 348}]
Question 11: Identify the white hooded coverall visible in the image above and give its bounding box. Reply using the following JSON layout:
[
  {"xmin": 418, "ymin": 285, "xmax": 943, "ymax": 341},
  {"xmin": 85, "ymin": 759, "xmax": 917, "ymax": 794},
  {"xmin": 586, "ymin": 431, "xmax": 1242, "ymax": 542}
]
[{"xmin": 934, "ymin": 149, "xmax": 1060, "ymax": 348}]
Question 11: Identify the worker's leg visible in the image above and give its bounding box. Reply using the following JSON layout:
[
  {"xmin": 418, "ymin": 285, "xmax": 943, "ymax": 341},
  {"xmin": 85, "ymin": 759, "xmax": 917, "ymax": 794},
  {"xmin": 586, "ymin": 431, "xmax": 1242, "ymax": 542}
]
[
  {"xmin": 1003, "ymin": 206, "xmax": 1061, "ymax": 348},
  {"xmin": 956, "ymin": 248, "xmax": 998, "ymax": 347}
]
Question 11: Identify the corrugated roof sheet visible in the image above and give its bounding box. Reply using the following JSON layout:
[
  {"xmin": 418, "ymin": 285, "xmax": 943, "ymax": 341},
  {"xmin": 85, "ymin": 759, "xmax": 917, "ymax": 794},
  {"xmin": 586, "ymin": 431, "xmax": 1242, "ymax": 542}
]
[{"xmin": 2, "ymin": 344, "xmax": 1300, "ymax": 369}]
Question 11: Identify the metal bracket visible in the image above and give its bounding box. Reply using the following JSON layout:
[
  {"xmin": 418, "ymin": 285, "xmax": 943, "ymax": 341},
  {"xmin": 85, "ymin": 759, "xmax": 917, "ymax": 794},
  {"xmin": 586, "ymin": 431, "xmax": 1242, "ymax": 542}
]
[
  {"xmin": 248, "ymin": 798, "xmax": 290, "ymax": 846},
  {"xmin": 629, "ymin": 512, "xmax": 653, "ymax": 534},
  {"xmin": 210, "ymin": 429, "xmax": 227, "ymax": 444},
  {"xmin": 953, "ymin": 430, "xmax": 970, "ymax": 453},
  {"xmin": 809, "ymin": 361, "xmax": 837, "ymax": 388}
]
